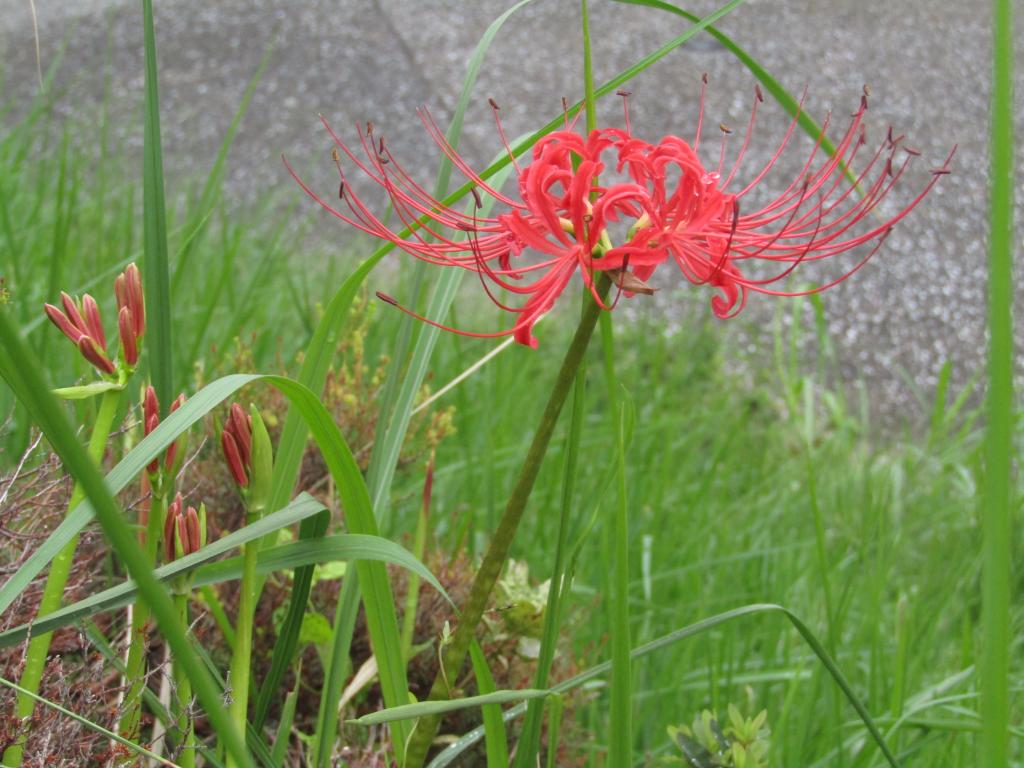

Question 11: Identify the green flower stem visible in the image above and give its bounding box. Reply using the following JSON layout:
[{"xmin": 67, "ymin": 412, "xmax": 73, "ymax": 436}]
[
  {"xmin": 3, "ymin": 389, "xmax": 121, "ymax": 768},
  {"xmin": 227, "ymin": 532, "xmax": 259, "ymax": 766},
  {"xmin": 173, "ymin": 591, "xmax": 196, "ymax": 768},
  {"xmin": 120, "ymin": 487, "xmax": 168, "ymax": 743},
  {"xmin": 404, "ymin": 274, "xmax": 611, "ymax": 768}
]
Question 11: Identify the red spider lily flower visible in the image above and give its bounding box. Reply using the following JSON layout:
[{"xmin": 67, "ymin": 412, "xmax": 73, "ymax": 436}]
[
  {"xmin": 143, "ymin": 386, "xmax": 187, "ymax": 477},
  {"xmin": 221, "ymin": 402, "xmax": 253, "ymax": 488},
  {"xmin": 45, "ymin": 292, "xmax": 116, "ymax": 375},
  {"xmin": 163, "ymin": 493, "xmax": 206, "ymax": 563},
  {"xmin": 601, "ymin": 83, "xmax": 956, "ymax": 318},
  {"xmin": 115, "ymin": 263, "xmax": 145, "ymax": 366},
  {"xmin": 288, "ymin": 86, "xmax": 951, "ymax": 347}
]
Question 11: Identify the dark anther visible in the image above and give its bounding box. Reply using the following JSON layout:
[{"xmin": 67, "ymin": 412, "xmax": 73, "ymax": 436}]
[
  {"xmin": 338, "ymin": 181, "xmax": 345, "ymax": 199},
  {"xmin": 863, "ymin": 84, "xmax": 871, "ymax": 97},
  {"xmin": 755, "ymin": 85, "xmax": 764, "ymax": 103},
  {"xmin": 903, "ymin": 146, "xmax": 922, "ymax": 157},
  {"xmin": 488, "ymin": 98, "xmax": 500, "ymax": 110},
  {"xmin": 886, "ymin": 126, "xmax": 895, "ymax": 147},
  {"xmin": 701, "ymin": 72, "xmax": 709, "ymax": 84},
  {"xmin": 885, "ymin": 157, "xmax": 894, "ymax": 177},
  {"xmin": 719, "ymin": 123, "xmax": 732, "ymax": 134},
  {"xmin": 583, "ymin": 214, "xmax": 593, "ymax": 223},
  {"xmin": 931, "ymin": 167, "xmax": 951, "ymax": 176},
  {"xmin": 376, "ymin": 291, "xmax": 398, "ymax": 306},
  {"xmin": 858, "ymin": 126, "xmax": 867, "ymax": 146},
  {"xmin": 470, "ymin": 187, "xmax": 483, "ymax": 208},
  {"xmin": 366, "ymin": 121, "xmax": 374, "ymax": 135},
  {"xmin": 331, "ymin": 148, "xmax": 341, "ymax": 163},
  {"xmin": 616, "ymin": 89, "xmax": 632, "ymax": 97},
  {"xmin": 379, "ymin": 136, "xmax": 386, "ymax": 155},
  {"xmin": 562, "ymin": 96, "xmax": 569, "ymax": 113}
]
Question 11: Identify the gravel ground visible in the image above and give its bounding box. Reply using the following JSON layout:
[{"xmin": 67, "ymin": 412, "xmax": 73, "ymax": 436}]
[{"xmin": 1, "ymin": 0, "xmax": 1022, "ymax": 423}]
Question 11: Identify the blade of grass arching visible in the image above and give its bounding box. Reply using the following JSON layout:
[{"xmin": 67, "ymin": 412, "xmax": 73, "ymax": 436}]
[
  {"xmin": 610, "ymin": 0, "xmax": 846, "ymax": 171},
  {"xmin": 0, "ymin": 315, "xmax": 250, "ymax": 765},
  {"xmin": 982, "ymin": 0, "xmax": 1015, "ymax": 765},
  {"xmin": 353, "ymin": 689, "xmax": 554, "ymax": 725},
  {"xmin": 427, "ymin": 603, "xmax": 902, "ymax": 768},
  {"xmin": 469, "ymin": 639, "xmax": 510, "ymax": 766},
  {"xmin": 171, "ymin": 45, "xmax": 272, "ymax": 295},
  {"xmin": 0, "ymin": 676, "xmax": 182, "ymax": 767},
  {"xmin": 141, "ymin": 0, "xmax": 173, "ymax": 409}
]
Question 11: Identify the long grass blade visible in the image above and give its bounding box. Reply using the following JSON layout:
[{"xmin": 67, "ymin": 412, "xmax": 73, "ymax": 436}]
[
  {"xmin": 981, "ymin": 0, "xmax": 1015, "ymax": 765},
  {"xmin": 469, "ymin": 639, "xmax": 510, "ymax": 767},
  {"xmin": 141, "ymin": 0, "xmax": 173, "ymax": 408}
]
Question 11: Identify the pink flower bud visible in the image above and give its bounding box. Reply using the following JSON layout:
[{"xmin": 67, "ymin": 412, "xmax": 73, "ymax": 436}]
[
  {"xmin": 185, "ymin": 505, "xmax": 201, "ymax": 554},
  {"xmin": 44, "ymin": 303, "xmax": 84, "ymax": 344},
  {"xmin": 221, "ymin": 430, "xmax": 249, "ymax": 487},
  {"xmin": 81, "ymin": 294, "xmax": 106, "ymax": 349},
  {"xmin": 164, "ymin": 493, "xmax": 183, "ymax": 563},
  {"xmin": 60, "ymin": 292, "xmax": 88, "ymax": 336},
  {"xmin": 116, "ymin": 263, "xmax": 146, "ymax": 338},
  {"xmin": 165, "ymin": 394, "xmax": 186, "ymax": 471},
  {"xmin": 77, "ymin": 336, "xmax": 116, "ymax": 375},
  {"xmin": 227, "ymin": 403, "xmax": 252, "ymax": 468},
  {"xmin": 118, "ymin": 307, "xmax": 138, "ymax": 366}
]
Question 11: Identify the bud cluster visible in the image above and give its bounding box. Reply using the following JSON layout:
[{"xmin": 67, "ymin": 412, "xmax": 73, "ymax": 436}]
[{"xmin": 44, "ymin": 263, "xmax": 146, "ymax": 377}]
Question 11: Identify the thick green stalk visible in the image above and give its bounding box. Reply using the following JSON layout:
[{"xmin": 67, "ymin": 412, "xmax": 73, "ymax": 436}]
[
  {"xmin": 227, "ymin": 537, "xmax": 259, "ymax": 767},
  {"xmin": 982, "ymin": 0, "xmax": 1015, "ymax": 765},
  {"xmin": 404, "ymin": 275, "xmax": 611, "ymax": 768},
  {"xmin": 120, "ymin": 488, "xmax": 168, "ymax": 743},
  {"xmin": 3, "ymin": 389, "xmax": 121, "ymax": 767},
  {"xmin": 173, "ymin": 592, "xmax": 195, "ymax": 768}
]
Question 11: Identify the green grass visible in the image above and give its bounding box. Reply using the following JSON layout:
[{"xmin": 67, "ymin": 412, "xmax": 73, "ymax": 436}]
[{"xmin": 0, "ymin": 4, "xmax": 1020, "ymax": 766}]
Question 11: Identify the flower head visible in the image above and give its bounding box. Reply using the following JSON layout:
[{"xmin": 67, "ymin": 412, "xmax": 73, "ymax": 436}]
[
  {"xmin": 44, "ymin": 263, "xmax": 147, "ymax": 374},
  {"xmin": 289, "ymin": 85, "xmax": 951, "ymax": 347},
  {"xmin": 163, "ymin": 493, "xmax": 206, "ymax": 563},
  {"xmin": 221, "ymin": 402, "xmax": 274, "ymax": 515}
]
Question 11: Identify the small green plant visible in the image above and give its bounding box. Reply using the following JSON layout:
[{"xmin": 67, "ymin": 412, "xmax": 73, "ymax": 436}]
[{"xmin": 663, "ymin": 706, "xmax": 770, "ymax": 768}]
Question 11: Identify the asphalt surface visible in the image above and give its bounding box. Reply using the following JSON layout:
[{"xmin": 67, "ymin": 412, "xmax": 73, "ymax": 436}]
[{"xmin": 1, "ymin": 0, "xmax": 1022, "ymax": 422}]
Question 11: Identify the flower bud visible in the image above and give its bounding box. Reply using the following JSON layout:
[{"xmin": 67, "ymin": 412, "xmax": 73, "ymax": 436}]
[
  {"xmin": 115, "ymin": 264, "xmax": 145, "ymax": 365},
  {"xmin": 163, "ymin": 495, "xmax": 206, "ymax": 563},
  {"xmin": 143, "ymin": 386, "xmax": 188, "ymax": 479},
  {"xmin": 81, "ymin": 294, "xmax": 106, "ymax": 349},
  {"xmin": 77, "ymin": 336, "xmax": 116, "ymax": 375},
  {"xmin": 221, "ymin": 402, "xmax": 273, "ymax": 517},
  {"xmin": 118, "ymin": 307, "xmax": 138, "ymax": 367}
]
